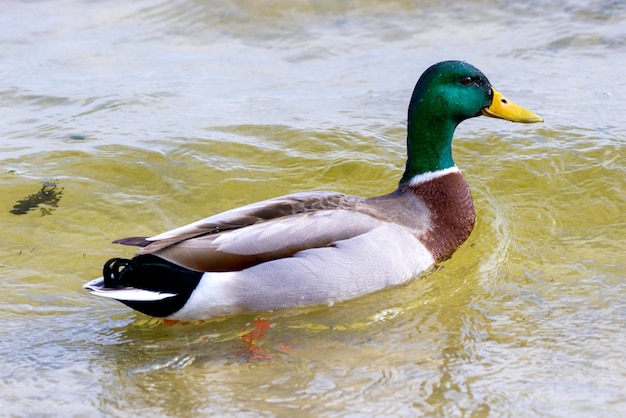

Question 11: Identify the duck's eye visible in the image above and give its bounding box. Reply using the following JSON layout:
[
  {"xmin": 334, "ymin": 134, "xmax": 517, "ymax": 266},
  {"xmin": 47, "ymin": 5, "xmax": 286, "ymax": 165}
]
[{"xmin": 461, "ymin": 76, "xmax": 474, "ymax": 86}]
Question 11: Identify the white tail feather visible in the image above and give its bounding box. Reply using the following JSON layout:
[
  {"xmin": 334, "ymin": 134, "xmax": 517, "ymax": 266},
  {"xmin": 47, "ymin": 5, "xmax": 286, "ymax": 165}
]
[{"xmin": 83, "ymin": 277, "xmax": 176, "ymax": 301}]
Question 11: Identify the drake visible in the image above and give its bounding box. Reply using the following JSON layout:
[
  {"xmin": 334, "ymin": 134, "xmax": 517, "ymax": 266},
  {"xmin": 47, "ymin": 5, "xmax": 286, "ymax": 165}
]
[{"xmin": 84, "ymin": 60, "xmax": 543, "ymax": 320}]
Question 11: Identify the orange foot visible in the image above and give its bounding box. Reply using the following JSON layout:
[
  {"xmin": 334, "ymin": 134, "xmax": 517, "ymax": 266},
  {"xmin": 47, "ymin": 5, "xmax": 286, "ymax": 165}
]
[
  {"xmin": 241, "ymin": 319, "xmax": 273, "ymax": 360},
  {"xmin": 277, "ymin": 342, "xmax": 296, "ymax": 354}
]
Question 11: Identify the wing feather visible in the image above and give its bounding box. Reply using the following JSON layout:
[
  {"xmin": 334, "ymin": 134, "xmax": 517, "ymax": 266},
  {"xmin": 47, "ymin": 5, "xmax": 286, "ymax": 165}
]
[
  {"xmin": 136, "ymin": 191, "xmax": 354, "ymax": 252},
  {"xmin": 111, "ymin": 188, "xmax": 433, "ymax": 273},
  {"xmin": 112, "ymin": 191, "xmax": 386, "ymax": 272},
  {"xmin": 151, "ymin": 209, "xmax": 383, "ymax": 272}
]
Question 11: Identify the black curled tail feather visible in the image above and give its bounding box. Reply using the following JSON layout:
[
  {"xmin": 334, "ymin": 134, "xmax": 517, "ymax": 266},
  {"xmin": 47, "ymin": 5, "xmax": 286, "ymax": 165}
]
[
  {"xmin": 101, "ymin": 254, "xmax": 204, "ymax": 318},
  {"xmin": 103, "ymin": 258, "xmax": 136, "ymax": 288}
]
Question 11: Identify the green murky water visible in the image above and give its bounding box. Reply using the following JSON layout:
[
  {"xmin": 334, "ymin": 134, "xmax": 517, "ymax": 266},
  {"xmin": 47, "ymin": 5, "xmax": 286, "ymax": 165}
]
[{"xmin": 1, "ymin": 0, "xmax": 624, "ymax": 416}]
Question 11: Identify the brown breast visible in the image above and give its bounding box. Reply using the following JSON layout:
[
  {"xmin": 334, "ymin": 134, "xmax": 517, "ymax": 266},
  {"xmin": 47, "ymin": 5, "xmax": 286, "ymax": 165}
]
[{"xmin": 409, "ymin": 171, "xmax": 476, "ymax": 261}]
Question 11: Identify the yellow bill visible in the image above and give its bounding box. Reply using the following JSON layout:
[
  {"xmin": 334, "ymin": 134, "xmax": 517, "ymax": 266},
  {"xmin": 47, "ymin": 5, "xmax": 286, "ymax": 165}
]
[{"xmin": 482, "ymin": 88, "xmax": 543, "ymax": 123}]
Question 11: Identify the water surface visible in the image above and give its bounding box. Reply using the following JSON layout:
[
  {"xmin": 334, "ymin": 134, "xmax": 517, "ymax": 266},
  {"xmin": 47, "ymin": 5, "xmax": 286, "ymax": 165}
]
[{"xmin": 1, "ymin": 0, "xmax": 624, "ymax": 416}]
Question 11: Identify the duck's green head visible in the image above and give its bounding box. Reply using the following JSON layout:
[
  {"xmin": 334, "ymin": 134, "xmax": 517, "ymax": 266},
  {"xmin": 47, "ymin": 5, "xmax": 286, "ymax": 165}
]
[{"xmin": 401, "ymin": 60, "xmax": 542, "ymax": 183}]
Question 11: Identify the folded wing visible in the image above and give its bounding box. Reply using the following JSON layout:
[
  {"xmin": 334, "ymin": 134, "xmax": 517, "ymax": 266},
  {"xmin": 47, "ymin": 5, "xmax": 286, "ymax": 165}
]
[{"xmin": 115, "ymin": 192, "xmax": 386, "ymax": 272}]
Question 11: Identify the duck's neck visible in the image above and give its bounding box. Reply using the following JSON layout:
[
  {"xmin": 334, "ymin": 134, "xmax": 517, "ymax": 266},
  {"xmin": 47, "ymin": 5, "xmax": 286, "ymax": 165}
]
[{"xmin": 400, "ymin": 94, "xmax": 458, "ymax": 184}]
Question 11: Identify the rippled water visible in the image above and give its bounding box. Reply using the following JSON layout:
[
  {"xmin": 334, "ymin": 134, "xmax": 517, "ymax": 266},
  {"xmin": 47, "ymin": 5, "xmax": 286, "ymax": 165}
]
[{"xmin": 1, "ymin": 0, "xmax": 624, "ymax": 416}]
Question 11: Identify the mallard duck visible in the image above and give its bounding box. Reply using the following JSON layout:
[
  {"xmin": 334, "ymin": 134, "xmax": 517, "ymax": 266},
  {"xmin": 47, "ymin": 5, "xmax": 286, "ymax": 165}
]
[{"xmin": 84, "ymin": 60, "xmax": 542, "ymax": 320}]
